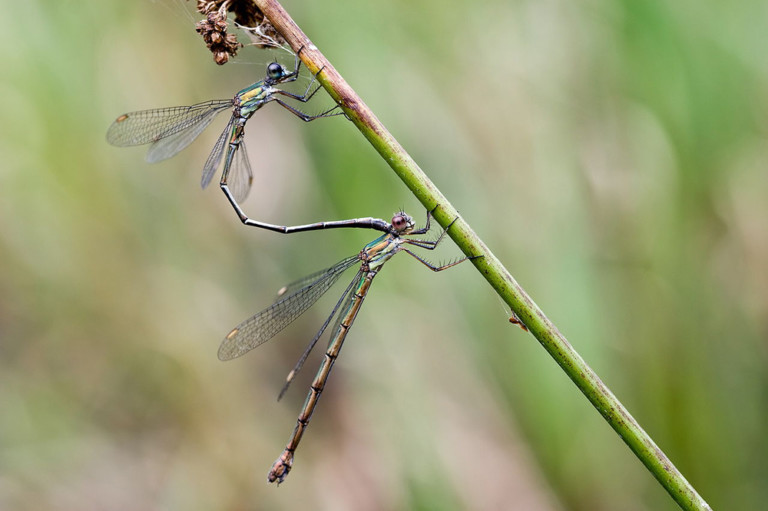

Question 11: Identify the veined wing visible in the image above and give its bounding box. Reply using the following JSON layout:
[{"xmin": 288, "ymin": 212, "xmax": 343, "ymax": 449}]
[
  {"xmin": 218, "ymin": 255, "xmax": 360, "ymax": 361},
  {"xmin": 229, "ymin": 137, "xmax": 255, "ymax": 203},
  {"xmin": 329, "ymin": 271, "xmax": 363, "ymax": 342},
  {"xmin": 145, "ymin": 106, "xmax": 230, "ymax": 163},
  {"xmin": 200, "ymin": 117, "xmax": 234, "ymax": 191},
  {"xmin": 274, "ymin": 264, "xmax": 344, "ymax": 301},
  {"xmin": 106, "ymin": 100, "xmax": 232, "ymax": 151},
  {"xmin": 277, "ymin": 270, "xmax": 364, "ymax": 400}
]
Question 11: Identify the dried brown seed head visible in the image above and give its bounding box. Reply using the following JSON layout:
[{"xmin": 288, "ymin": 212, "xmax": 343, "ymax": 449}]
[{"xmin": 189, "ymin": 0, "xmax": 269, "ymax": 65}]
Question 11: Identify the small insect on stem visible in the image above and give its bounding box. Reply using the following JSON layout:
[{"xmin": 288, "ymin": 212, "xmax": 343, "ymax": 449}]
[{"xmin": 509, "ymin": 311, "xmax": 528, "ymax": 331}]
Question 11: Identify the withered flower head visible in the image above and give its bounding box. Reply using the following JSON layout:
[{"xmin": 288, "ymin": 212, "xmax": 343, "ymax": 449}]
[
  {"xmin": 190, "ymin": 0, "xmax": 283, "ymax": 63},
  {"xmin": 193, "ymin": 7, "xmax": 243, "ymax": 65}
]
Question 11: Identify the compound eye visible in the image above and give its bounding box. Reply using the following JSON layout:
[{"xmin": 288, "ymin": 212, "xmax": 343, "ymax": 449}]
[
  {"xmin": 267, "ymin": 62, "xmax": 283, "ymax": 79},
  {"xmin": 392, "ymin": 215, "xmax": 406, "ymax": 230}
]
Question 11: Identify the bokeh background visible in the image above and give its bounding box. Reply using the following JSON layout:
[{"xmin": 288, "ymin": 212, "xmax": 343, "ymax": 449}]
[{"xmin": 1, "ymin": 0, "xmax": 766, "ymax": 509}]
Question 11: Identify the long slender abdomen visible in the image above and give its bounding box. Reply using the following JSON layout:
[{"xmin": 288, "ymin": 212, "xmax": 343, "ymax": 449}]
[{"xmin": 268, "ymin": 273, "xmax": 375, "ymax": 484}]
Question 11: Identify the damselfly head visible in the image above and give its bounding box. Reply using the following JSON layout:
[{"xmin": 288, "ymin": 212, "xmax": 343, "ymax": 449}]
[
  {"xmin": 391, "ymin": 212, "xmax": 414, "ymax": 233},
  {"xmin": 267, "ymin": 62, "xmax": 288, "ymax": 81}
]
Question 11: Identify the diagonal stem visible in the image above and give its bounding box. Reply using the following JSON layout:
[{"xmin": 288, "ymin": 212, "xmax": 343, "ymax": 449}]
[{"xmin": 251, "ymin": 1, "xmax": 711, "ymax": 509}]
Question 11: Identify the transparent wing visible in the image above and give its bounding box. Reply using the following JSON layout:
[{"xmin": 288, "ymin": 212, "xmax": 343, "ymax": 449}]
[
  {"xmin": 277, "ymin": 271, "xmax": 363, "ymax": 400},
  {"xmin": 145, "ymin": 107, "xmax": 228, "ymax": 163},
  {"xmin": 200, "ymin": 117, "xmax": 234, "ymax": 190},
  {"xmin": 229, "ymin": 138, "xmax": 254, "ymax": 203},
  {"xmin": 274, "ymin": 265, "xmax": 343, "ymax": 301},
  {"xmin": 218, "ymin": 255, "xmax": 360, "ymax": 361},
  {"xmin": 328, "ymin": 272, "xmax": 363, "ymax": 344},
  {"xmin": 106, "ymin": 100, "xmax": 232, "ymax": 150}
]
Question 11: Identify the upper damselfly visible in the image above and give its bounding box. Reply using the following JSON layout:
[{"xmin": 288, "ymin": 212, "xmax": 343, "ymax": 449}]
[
  {"xmin": 106, "ymin": 48, "xmax": 338, "ymax": 204},
  {"xmin": 217, "ymin": 209, "xmax": 476, "ymax": 483}
]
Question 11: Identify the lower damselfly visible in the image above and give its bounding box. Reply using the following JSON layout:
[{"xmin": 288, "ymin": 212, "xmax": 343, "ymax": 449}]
[
  {"xmin": 217, "ymin": 209, "xmax": 476, "ymax": 483},
  {"xmin": 106, "ymin": 47, "xmax": 338, "ymax": 203}
]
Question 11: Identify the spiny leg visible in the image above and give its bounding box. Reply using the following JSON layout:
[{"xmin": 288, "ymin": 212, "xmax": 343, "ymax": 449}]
[
  {"xmin": 276, "ymin": 65, "xmax": 327, "ymax": 102},
  {"xmin": 402, "ymin": 249, "xmax": 478, "ymax": 272},
  {"xmin": 405, "ymin": 215, "xmax": 459, "ymax": 249},
  {"xmin": 272, "ymin": 98, "xmax": 342, "ymax": 122},
  {"xmin": 279, "ymin": 46, "xmax": 328, "ymax": 100},
  {"xmin": 281, "ymin": 44, "xmax": 304, "ymax": 84},
  {"xmin": 404, "ymin": 213, "xmax": 483, "ymax": 270},
  {"xmin": 274, "ymin": 83, "xmax": 323, "ymax": 103},
  {"xmin": 403, "ymin": 240, "xmax": 441, "ymax": 250},
  {"xmin": 408, "ymin": 206, "xmax": 437, "ymax": 236}
]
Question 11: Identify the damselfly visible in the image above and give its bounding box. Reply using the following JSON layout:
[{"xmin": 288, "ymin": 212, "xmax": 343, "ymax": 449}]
[
  {"xmin": 106, "ymin": 48, "xmax": 338, "ymax": 203},
  {"xmin": 218, "ymin": 210, "xmax": 475, "ymax": 483}
]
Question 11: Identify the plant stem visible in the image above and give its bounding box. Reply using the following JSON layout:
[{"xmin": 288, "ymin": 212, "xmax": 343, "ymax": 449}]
[{"xmin": 250, "ymin": 1, "xmax": 712, "ymax": 509}]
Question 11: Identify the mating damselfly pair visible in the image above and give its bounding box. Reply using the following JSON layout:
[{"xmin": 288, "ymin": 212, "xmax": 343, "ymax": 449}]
[{"xmin": 107, "ymin": 48, "xmax": 476, "ymax": 483}]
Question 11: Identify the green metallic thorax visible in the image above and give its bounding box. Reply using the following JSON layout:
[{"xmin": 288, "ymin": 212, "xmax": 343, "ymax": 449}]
[
  {"xmin": 361, "ymin": 233, "xmax": 401, "ymax": 272},
  {"xmin": 235, "ymin": 80, "xmax": 274, "ymax": 117}
]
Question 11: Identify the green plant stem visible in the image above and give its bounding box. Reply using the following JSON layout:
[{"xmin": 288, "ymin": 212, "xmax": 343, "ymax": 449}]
[{"xmin": 251, "ymin": 1, "xmax": 712, "ymax": 509}]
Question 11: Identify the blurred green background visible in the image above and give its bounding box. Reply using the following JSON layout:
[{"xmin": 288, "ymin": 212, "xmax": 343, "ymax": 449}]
[{"xmin": 1, "ymin": 0, "xmax": 766, "ymax": 509}]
